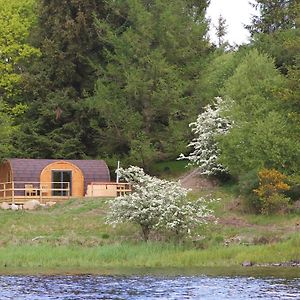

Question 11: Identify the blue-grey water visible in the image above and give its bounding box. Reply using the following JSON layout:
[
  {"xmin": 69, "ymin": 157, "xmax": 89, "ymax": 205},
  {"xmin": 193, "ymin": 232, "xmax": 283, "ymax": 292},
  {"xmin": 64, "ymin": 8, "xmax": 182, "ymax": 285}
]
[{"xmin": 0, "ymin": 275, "xmax": 299, "ymax": 299}]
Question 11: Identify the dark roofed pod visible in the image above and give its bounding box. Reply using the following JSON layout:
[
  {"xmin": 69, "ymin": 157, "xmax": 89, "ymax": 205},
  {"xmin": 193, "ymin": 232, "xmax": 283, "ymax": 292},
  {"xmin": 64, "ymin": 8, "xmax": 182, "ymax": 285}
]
[{"xmin": 4, "ymin": 158, "xmax": 110, "ymax": 197}]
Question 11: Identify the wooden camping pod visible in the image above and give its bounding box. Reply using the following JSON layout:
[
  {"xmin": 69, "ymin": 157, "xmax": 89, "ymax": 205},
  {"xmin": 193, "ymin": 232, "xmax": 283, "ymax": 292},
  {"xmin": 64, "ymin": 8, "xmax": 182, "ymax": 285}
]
[
  {"xmin": 0, "ymin": 158, "xmax": 110, "ymax": 201},
  {"xmin": 40, "ymin": 161, "xmax": 84, "ymax": 197}
]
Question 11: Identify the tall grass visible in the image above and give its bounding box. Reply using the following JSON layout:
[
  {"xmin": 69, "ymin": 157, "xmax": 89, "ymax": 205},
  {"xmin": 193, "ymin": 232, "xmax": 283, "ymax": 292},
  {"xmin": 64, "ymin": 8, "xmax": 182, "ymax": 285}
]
[{"xmin": 0, "ymin": 235, "xmax": 299, "ymax": 273}]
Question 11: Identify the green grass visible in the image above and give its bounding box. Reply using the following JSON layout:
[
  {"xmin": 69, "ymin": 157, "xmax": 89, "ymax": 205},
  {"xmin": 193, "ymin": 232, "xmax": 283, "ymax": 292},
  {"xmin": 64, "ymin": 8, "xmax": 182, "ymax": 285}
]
[
  {"xmin": 0, "ymin": 186, "xmax": 299, "ymax": 275},
  {"xmin": 0, "ymin": 198, "xmax": 138, "ymax": 248},
  {"xmin": 150, "ymin": 160, "xmax": 190, "ymax": 178},
  {"xmin": 0, "ymin": 235, "xmax": 299, "ymax": 273}
]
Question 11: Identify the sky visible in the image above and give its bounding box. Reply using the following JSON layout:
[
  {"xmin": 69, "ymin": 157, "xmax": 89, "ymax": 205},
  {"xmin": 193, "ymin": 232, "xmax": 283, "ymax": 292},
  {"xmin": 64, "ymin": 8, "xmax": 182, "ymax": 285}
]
[{"xmin": 206, "ymin": 0, "xmax": 257, "ymax": 45}]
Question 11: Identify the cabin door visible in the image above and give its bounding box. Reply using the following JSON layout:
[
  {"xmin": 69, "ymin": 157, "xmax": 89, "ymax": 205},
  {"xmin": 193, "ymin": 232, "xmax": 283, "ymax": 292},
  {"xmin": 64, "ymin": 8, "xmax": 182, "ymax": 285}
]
[{"xmin": 52, "ymin": 171, "xmax": 72, "ymax": 196}]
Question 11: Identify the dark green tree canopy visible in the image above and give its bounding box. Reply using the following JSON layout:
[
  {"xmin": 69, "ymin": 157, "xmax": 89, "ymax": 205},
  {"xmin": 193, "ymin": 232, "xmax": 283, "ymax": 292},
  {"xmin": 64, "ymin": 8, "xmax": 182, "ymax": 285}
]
[
  {"xmin": 14, "ymin": 0, "xmax": 111, "ymax": 158},
  {"xmin": 86, "ymin": 0, "xmax": 210, "ymax": 166},
  {"xmin": 248, "ymin": 0, "xmax": 299, "ymax": 35},
  {"xmin": 27, "ymin": 0, "xmax": 110, "ymax": 96},
  {"xmin": 248, "ymin": 0, "xmax": 300, "ymax": 71}
]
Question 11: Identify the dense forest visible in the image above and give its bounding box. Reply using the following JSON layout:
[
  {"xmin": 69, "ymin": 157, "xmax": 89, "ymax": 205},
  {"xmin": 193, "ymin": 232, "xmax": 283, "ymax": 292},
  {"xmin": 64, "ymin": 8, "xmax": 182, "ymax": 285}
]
[{"xmin": 0, "ymin": 0, "xmax": 299, "ymax": 186}]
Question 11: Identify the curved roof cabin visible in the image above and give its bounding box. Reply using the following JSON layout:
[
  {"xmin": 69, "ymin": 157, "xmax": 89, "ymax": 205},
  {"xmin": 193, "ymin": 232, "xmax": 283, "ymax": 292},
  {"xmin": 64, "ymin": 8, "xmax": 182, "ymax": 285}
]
[{"xmin": 0, "ymin": 158, "xmax": 111, "ymax": 202}]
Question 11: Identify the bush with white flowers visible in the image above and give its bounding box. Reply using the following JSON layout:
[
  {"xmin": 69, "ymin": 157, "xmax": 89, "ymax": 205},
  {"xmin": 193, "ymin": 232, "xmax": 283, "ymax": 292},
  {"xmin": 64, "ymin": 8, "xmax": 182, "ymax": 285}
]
[
  {"xmin": 178, "ymin": 97, "xmax": 232, "ymax": 175},
  {"xmin": 106, "ymin": 166, "xmax": 216, "ymax": 241}
]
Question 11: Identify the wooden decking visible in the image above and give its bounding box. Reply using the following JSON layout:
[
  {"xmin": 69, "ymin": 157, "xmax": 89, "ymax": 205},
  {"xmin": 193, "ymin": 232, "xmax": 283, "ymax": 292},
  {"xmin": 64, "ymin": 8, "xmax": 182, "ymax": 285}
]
[
  {"xmin": 0, "ymin": 181, "xmax": 70, "ymax": 204},
  {"xmin": 86, "ymin": 182, "xmax": 132, "ymax": 197},
  {"xmin": 0, "ymin": 181, "xmax": 132, "ymax": 204}
]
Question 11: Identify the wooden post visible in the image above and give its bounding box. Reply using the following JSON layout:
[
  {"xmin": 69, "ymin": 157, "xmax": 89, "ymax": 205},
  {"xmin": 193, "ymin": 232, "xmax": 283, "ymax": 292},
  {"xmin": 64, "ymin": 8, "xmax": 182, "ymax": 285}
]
[
  {"xmin": 3, "ymin": 183, "xmax": 6, "ymax": 200},
  {"xmin": 12, "ymin": 182, "xmax": 15, "ymax": 204},
  {"xmin": 68, "ymin": 182, "xmax": 70, "ymax": 199},
  {"xmin": 39, "ymin": 183, "xmax": 42, "ymax": 203}
]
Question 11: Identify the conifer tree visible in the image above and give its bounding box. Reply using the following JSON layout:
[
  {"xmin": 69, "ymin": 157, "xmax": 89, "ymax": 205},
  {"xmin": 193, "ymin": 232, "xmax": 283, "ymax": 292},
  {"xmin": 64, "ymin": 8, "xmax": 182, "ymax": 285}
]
[
  {"xmin": 87, "ymin": 0, "xmax": 210, "ymax": 166},
  {"xmin": 15, "ymin": 0, "xmax": 111, "ymax": 158},
  {"xmin": 215, "ymin": 15, "xmax": 228, "ymax": 48},
  {"xmin": 247, "ymin": 0, "xmax": 300, "ymax": 71},
  {"xmin": 248, "ymin": 0, "xmax": 298, "ymax": 35}
]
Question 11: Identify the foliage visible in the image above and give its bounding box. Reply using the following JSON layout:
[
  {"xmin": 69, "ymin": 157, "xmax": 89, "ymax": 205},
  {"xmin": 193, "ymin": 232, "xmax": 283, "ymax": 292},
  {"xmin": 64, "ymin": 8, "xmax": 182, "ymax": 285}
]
[
  {"xmin": 178, "ymin": 97, "xmax": 232, "ymax": 176},
  {"xmin": 285, "ymin": 56, "xmax": 300, "ymax": 119},
  {"xmin": 14, "ymin": 0, "xmax": 111, "ymax": 158},
  {"xmin": 214, "ymin": 14, "xmax": 228, "ymax": 48},
  {"xmin": 106, "ymin": 166, "xmax": 215, "ymax": 241},
  {"xmin": 87, "ymin": 0, "xmax": 210, "ymax": 166},
  {"xmin": 219, "ymin": 49, "xmax": 300, "ymax": 177},
  {"xmin": 200, "ymin": 49, "xmax": 248, "ymax": 103},
  {"xmin": 248, "ymin": 0, "xmax": 300, "ymax": 71},
  {"xmin": 254, "ymin": 169, "xmax": 290, "ymax": 199},
  {"xmin": 129, "ymin": 133, "xmax": 158, "ymax": 172},
  {"xmin": 237, "ymin": 170, "xmax": 261, "ymax": 213},
  {"xmin": 286, "ymin": 175, "xmax": 300, "ymax": 202},
  {"xmin": 0, "ymin": 102, "xmax": 15, "ymax": 159},
  {"xmin": 259, "ymin": 193, "xmax": 290, "ymax": 215},
  {"xmin": 0, "ymin": 0, "xmax": 40, "ymax": 100},
  {"xmin": 248, "ymin": 0, "xmax": 299, "ymax": 35},
  {"xmin": 254, "ymin": 169, "xmax": 291, "ymax": 214}
]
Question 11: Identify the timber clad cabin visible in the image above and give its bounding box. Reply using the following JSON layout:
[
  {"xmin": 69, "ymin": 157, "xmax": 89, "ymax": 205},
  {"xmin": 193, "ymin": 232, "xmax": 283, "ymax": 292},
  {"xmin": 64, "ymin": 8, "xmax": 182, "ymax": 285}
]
[{"xmin": 0, "ymin": 159, "xmax": 131, "ymax": 205}]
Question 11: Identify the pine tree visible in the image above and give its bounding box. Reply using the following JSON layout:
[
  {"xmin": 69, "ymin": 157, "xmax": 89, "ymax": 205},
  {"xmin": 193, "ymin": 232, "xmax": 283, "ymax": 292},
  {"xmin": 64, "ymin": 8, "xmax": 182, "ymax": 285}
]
[
  {"xmin": 247, "ymin": 0, "xmax": 300, "ymax": 71},
  {"xmin": 248, "ymin": 0, "xmax": 298, "ymax": 35},
  {"xmin": 15, "ymin": 0, "xmax": 112, "ymax": 158},
  {"xmin": 215, "ymin": 14, "xmax": 228, "ymax": 48},
  {"xmin": 86, "ymin": 0, "xmax": 210, "ymax": 167}
]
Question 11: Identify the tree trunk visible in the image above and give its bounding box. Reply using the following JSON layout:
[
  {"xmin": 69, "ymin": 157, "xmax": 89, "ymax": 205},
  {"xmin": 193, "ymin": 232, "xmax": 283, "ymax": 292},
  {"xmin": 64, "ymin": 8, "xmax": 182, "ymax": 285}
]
[{"xmin": 141, "ymin": 225, "xmax": 150, "ymax": 241}]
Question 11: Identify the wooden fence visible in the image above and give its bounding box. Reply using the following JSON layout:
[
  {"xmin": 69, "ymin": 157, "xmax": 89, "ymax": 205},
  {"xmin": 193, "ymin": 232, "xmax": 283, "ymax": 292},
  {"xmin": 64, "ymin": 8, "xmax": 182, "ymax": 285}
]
[{"xmin": 0, "ymin": 181, "xmax": 70, "ymax": 204}]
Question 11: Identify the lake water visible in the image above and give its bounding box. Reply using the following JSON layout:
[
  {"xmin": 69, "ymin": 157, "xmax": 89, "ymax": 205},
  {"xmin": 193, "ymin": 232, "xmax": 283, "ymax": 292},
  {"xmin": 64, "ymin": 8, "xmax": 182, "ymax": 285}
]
[{"xmin": 0, "ymin": 273, "xmax": 299, "ymax": 300}]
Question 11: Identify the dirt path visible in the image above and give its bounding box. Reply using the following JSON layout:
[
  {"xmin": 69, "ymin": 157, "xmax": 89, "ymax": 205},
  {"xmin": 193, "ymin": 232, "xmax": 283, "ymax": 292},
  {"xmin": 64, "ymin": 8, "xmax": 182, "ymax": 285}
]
[{"xmin": 179, "ymin": 169, "xmax": 216, "ymax": 190}]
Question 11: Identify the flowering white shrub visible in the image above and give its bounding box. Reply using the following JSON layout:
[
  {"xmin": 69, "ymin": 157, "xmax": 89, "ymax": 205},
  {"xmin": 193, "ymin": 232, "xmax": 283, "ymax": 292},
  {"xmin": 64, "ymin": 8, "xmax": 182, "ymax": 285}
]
[
  {"xmin": 178, "ymin": 97, "xmax": 232, "ymax": 175},
  {"xmin": 107, "ymin": 166, "xmax": 216, "ymax": 241}
]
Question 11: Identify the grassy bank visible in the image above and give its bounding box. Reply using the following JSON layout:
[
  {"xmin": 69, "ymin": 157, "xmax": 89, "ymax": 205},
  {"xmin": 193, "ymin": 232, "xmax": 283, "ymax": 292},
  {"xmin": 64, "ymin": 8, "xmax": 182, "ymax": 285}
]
[
  {"xmin": 0, "ymin": 237, "xmax": 299, "ymax": 272},
  {"xmin": 0, "ymin": 190, "xmax": 299, "ymax": 274}
]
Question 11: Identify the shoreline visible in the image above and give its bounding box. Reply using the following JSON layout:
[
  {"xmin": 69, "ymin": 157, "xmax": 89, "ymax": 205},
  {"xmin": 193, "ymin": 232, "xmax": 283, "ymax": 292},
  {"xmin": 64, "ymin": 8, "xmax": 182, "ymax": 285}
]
[
  {"xmin": 1, "ymin": 265, "xmax": 299, "ymax": 278},
  {"xmin": 0, "ymin": 241, "xmax": 299, "ymax": 278}
]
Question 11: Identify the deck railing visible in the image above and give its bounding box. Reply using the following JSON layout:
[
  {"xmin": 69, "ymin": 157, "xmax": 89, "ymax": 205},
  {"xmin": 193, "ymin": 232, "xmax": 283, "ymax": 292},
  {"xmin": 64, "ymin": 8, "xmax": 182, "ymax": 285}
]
[
  {"xmin": 86, "ymin": 182, "xmax": 132, "ymax": 197},
  {"xmin": 0, "ymin": 181, "xmax": 133, "ymax": 204},
  {"xmin": 0, "ymin": 181, "xmax": 70, "ymax": 204}
]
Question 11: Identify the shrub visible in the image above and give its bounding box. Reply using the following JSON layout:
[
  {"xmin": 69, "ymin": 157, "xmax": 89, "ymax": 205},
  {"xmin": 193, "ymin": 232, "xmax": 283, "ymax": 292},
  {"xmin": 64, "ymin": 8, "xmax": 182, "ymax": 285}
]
[
  {"xmin": 178, "ymin": 97, "xmax": 232, "ymax": 176},
  {"xmin": 107, "ymin": 166, "xmax": 216, "ymax": 241},
  {"xmin": 238, "ymin": 170, "xmax": 261, "ymax": 213},
  {"xmin": 260, "ymin": 193, "xmax": 290, "ymax": 215},
  {"xmin": 285, "ymin": 175, "xmax": 300, "ymax": 202},
  {"xmin": 254, "ymin": 168, "xmax": 291, "ymax": 214}
]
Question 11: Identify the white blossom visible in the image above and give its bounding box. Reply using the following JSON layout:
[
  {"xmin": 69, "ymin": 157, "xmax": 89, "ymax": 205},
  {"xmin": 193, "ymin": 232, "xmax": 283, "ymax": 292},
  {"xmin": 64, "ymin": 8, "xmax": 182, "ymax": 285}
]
[
  {"xmin": 106, "ymin": 166, "xmax": 216, "ymax": 240},
  {"xmin": 178, "ymin": 97, "xmax": 232, "ymax": 175}
]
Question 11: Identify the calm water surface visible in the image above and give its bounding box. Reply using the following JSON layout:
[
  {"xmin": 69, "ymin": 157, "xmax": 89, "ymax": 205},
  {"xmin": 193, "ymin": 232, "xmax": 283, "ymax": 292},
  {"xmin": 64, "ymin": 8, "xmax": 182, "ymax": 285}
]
[{"xmin": 0, "ymin": 274, "xmax": 299, "ymax": 299}]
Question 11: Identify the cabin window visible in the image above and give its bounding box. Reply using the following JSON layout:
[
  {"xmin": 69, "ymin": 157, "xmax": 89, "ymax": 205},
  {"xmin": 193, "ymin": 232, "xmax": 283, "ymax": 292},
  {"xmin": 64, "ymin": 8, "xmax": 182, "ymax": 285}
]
[{"xmin": 52, "ymin": 170, "xmax": 72, "ymax": 196}]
